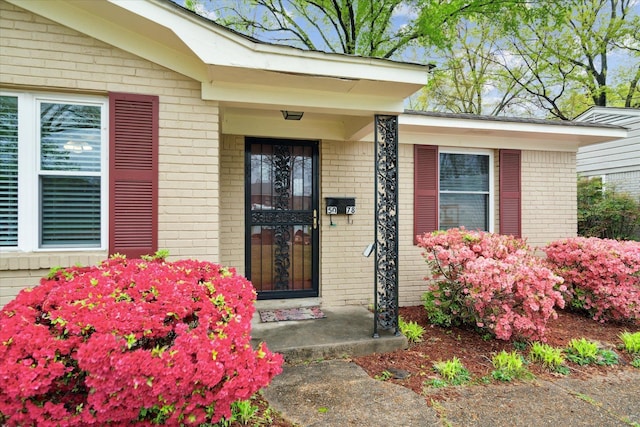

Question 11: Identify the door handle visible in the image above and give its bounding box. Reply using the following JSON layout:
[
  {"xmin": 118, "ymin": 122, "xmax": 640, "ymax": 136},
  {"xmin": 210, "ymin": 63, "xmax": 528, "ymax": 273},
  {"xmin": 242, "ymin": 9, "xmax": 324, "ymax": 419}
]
[{"xmin": 313, "ymin": 209, "xmax": 317, "ymax": 229}]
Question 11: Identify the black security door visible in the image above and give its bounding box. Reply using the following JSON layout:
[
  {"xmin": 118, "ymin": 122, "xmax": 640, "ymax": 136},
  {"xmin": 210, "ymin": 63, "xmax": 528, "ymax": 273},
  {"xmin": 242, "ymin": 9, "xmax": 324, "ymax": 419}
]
[{"xmin": 245, "ymin": 138, "xmax": 319, "ymax": 299}]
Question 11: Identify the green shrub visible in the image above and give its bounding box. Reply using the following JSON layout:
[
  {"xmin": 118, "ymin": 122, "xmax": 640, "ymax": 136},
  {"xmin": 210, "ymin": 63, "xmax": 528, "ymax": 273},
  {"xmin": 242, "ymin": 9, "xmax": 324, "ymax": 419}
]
[
  {"xmin": 491, "ymin": 351, "xmax": 532, "ymax": 382},
  {"xmin": 578, "ymin": 176, "xmax": 640, "ymax": 240},
  {"xmin": 431, "ymin": 357, "xmax": 471, "ymax": 386},
  {"xmin": 565, "ymin": 338, "xmax": 619, "ymax": 366},
  {"xmin": 565, "ymin": 338, "xmax": 599, "ymax": 365},
  {"xmin": 620, "ymin": 331, "xmax": 640, "ymax": 354},
  {"xmin": 399, "ymin": 316, "xmax": 426, "ymax": 343},
  {"xmin": 529, "ymin": 342, "xmax": 567, "ymax": 373}
]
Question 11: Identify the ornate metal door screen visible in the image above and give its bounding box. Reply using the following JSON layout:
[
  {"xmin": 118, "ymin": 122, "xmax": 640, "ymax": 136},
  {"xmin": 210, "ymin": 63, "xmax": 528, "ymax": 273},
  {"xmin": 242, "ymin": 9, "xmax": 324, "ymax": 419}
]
[
  {"xmin": 374, "ymin": 115, "xmax": 400, "ymax": 337},
  {"xmin": 245, "ymin": 138, "xmax": 319, "ymax": 299}
]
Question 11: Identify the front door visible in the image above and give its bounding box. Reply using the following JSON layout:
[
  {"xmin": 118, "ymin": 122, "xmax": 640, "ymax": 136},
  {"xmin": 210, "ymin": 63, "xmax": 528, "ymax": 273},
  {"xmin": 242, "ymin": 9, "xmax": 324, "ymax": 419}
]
[{"xmin": 245, "ymin": 138, "xmax": 319, "ymax": 299}]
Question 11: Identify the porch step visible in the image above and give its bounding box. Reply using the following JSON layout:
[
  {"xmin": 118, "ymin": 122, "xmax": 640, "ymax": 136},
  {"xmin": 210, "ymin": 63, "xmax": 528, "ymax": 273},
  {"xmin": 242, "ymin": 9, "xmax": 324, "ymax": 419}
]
[{"xmin": 250, "ymin": 306, "xmax": 408, "ymax": 363}]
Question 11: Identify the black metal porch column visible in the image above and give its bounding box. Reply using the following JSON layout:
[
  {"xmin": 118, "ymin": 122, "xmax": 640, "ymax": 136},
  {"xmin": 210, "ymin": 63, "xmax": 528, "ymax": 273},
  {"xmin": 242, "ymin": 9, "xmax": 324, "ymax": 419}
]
[{"xmin": 373, "ymin": 114, "xmax": 400, "ymax": 337}]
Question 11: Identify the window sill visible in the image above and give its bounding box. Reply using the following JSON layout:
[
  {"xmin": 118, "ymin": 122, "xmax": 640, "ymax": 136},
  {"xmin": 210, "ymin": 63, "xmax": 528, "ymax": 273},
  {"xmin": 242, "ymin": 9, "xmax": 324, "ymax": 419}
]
[{"xmin": 0, "ymin": 251, "xmax": 108, "ymax": 271}]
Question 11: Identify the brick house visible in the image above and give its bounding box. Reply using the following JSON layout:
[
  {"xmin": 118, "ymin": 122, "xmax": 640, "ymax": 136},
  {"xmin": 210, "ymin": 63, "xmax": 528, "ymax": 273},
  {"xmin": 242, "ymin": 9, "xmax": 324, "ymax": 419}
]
[{"xmin": 0, "ymin": 0, "xmax": 626, "ymax": 314}]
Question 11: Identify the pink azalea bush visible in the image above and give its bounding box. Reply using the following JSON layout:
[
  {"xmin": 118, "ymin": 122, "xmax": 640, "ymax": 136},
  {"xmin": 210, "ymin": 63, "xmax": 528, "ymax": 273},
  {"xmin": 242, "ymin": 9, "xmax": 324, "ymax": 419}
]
[
  {"xmin": 417, "ymin": 228, "xmax": 565, "ymax": 341},
  {"xmin": 543, "ymin": 237, "xmax": 640, "ymax": 322},
  {"xmin": 0, "ymin": 254, "xmax": 283, "ymax": 426}
]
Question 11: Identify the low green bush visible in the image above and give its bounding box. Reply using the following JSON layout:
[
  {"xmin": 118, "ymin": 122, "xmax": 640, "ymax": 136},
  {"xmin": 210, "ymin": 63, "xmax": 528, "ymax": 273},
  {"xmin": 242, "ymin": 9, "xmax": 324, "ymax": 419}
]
[
  {"xmin": 431, "ymin": 357, "xmax": 471, "ymax": 386},
  {"xmin": 620, "ymin": 331, "xmax": 640, "ymax": 354},
  {"xmin": 565, "ymin": 338, "xmax": 619, "ymax": 366},
  {"xmin": 529, "ymin": 342, "xmax": 567, "ymax": 374},
  {"xmin": 399, "ymin": 316, "xmax": 426, "ymax": 343},
  {"xmin": 491, "ymin": 351, "xmax": 532, "ymax": 382},
  {"xmin": 578, "ymin": 176, "xmax": 640, "ymax": 240}
]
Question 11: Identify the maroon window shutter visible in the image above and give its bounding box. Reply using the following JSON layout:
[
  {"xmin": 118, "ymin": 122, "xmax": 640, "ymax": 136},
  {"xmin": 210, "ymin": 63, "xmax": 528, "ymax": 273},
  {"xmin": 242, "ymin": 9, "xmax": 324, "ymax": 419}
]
[
  {"xmin": 414, "ymin": 145, "xmax": 439, "ymax": 244},
  {"xmin": 499, "ymin": 149, "xmax": 521, "ymax": 237},
  {"xmin": 109, "ymin": 92, "xmax": 159, "ymax": 258}
]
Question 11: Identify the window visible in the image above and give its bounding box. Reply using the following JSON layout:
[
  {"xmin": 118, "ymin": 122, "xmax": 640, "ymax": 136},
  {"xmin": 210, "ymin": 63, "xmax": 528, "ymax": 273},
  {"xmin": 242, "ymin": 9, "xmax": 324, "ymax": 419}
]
[
  {"xmin": 0, "ymin": 96, "xmax": 18, "ymax": 247},
  {"xmin": 439, "ymin": 151, "xmax": 492, "ymax": 231},
  {"xmin": 0, "ymin": 92, "xmax": 107, "ymax": 251},
  {"xmin": 415, "ymin": 146, "xmax": 505, "ymax": 242}
]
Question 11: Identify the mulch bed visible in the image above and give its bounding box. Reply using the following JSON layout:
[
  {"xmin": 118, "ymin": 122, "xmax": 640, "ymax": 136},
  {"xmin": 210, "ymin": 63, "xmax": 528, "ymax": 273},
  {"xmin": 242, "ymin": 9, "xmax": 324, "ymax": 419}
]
[{"xmin": 353, "ymin": 306, "xmax": 639, "ymax": 403}]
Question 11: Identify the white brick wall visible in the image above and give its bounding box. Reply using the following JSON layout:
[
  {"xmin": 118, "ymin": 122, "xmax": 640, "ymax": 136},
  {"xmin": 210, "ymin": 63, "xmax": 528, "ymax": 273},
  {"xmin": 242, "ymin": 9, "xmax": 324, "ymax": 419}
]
[
  {"xmin": 521, "ymin": 150, "xmax": 577, "ymax": 247},
  {"xmin": 319, "ymin": 140, "xmax": 376, "ymax": 306},
  {"xmin": 0, "ymin": 1, "xmax": 221, "ymax": 305},
  {"xmin": 219, "ymin": 135, "xmax": 246, "ymax": 271}
]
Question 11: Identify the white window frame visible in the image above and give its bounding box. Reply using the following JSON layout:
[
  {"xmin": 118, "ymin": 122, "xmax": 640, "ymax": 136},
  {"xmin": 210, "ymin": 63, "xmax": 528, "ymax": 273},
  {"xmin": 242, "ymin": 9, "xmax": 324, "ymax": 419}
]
[
  {"xmin": 438, "ymin": 147, "xmax": 494, "ymax": 232},
  {"xmin": 1, "ymin": 91, "xmax": 108, "ymax": 252}
]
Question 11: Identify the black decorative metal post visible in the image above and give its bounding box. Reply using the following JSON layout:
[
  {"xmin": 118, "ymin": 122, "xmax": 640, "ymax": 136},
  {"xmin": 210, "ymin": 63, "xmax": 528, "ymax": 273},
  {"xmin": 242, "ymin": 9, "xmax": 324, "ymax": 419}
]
[{"xmin": 373, "ymin": 114, "xmax": 400, "ymax": 337}]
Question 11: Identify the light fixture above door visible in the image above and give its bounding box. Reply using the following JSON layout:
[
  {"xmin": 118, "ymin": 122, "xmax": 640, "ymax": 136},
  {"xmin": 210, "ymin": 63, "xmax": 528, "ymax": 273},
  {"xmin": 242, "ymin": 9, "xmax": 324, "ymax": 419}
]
[{"xmin": 281, "ymin": 110, "xmax": 304, "ymax": 120}]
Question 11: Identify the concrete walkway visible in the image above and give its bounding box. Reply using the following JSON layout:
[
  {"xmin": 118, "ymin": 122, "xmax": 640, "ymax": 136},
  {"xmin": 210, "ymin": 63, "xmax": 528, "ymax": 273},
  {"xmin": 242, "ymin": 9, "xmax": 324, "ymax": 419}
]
[
  {"xmin": 263, "ymin": 359, "xmax": 439, "ymax": 426},
  {"xmin": 251, "ymin": 304, "xmax": 407, "ymax": 362},
  {"xmin": 264, "ymin": 360, "xmax": 640, "ymax": 426},
  {"xmin": 251, "ymin": 304, "xmax": 640, "ymax": 426}
]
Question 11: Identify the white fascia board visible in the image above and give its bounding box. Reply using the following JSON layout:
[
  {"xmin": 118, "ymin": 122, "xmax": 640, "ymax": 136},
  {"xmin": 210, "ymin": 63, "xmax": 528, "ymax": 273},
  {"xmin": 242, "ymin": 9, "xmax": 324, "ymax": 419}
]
[
  {"xmin": 115, "ymin": 0, "xmax": 428, "ymax": 86},
  {"xmin": 8, "ymin": 0, "xmax": 207, "ymax": 81},
  {"xmin": 397, "ymin": 132, "xmax": 582, "ymax": 152},
  {"xmin": 202, "ymin": 81, "xmax": 406, "ymax": 115},
  {"xmin": 398, "ymin": 114, "xmax": 627, "ymax": 146}
]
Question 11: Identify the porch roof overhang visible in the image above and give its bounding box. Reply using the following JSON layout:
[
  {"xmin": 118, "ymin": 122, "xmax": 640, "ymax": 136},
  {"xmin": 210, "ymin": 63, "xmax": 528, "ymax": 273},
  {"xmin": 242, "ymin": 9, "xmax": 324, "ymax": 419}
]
[
  {"xmin": 9, "ymin": 0, "xmax": 429, "ymax": 119},
  {"xmin": 392, "ymin": 111, "xmax": 628, "ymax": 152}
]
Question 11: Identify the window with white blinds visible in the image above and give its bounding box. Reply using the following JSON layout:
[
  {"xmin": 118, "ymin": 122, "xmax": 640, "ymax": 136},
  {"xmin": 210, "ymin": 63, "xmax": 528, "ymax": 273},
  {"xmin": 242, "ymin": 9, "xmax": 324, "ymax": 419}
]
[
  {"xmin": 0, "ymin": 92, "xmax": 107, "ymax": 251},
  {"xmin": 0, "ymin": 96, "xmax": 18, "ymax": 247},
  {"xmin": 39, "ymin": 102, "xmax": 102, "ymax": 247},
  {"xmin": 439, "ymin": 150, "xmax": 493, "ymax": 232}
]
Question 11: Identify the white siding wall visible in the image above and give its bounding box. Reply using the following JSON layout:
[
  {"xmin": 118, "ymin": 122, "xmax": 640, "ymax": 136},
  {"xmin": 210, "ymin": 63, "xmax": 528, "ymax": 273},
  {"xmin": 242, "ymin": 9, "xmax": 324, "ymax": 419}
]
[{"xmin": 577, "ymin": 109, "xmax": 640, "ymax": 196}]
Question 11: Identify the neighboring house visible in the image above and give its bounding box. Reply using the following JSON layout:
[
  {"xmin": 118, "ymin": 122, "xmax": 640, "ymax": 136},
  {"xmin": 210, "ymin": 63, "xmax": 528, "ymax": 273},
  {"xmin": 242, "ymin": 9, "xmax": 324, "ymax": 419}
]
[
  {"xmin": 0, "ymin": 0, "xmax": 626, "ymax": 314},
  {"xmin": 575, "ymin": 107, "xmax": 640, "ymax": 198}
]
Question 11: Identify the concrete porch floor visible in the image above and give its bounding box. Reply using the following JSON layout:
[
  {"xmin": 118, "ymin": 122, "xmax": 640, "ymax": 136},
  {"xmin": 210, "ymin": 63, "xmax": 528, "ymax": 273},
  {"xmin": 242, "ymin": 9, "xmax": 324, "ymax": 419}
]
[{"xmin": 250, "ymin": 300, "xmax": 408, "ymax": 362}]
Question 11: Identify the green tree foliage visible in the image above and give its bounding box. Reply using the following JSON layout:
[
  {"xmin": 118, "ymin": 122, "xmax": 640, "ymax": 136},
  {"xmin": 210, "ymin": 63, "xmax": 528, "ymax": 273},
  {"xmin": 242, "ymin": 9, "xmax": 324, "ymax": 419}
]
[
  {"xmin": 200, "ymin": 0, "xmax": 524, "ymax": 59},
  {"xmin": 503, "ymin": 0, "xmax": 640, "ymax": 119},
  {"xmin": 413, "ymin": 16, "xmax": 531, "ymax": 115},
  {"xmin": 578, "ymin": 176, "xmax": 640, "ymax": 240}
]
